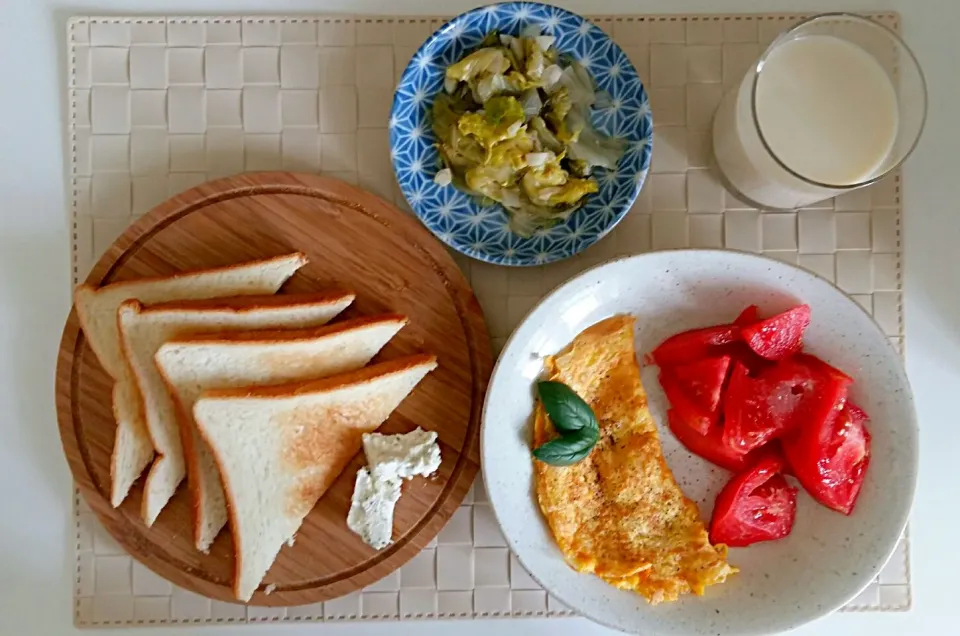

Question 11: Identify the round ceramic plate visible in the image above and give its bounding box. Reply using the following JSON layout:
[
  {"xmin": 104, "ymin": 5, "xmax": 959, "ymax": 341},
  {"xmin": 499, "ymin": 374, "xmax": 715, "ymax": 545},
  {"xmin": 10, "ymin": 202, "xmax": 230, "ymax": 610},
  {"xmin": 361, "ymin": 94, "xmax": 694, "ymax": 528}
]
[
  {"xmin": 481, "ymin": 250, "xmax": 917, "ymax": 635},
  {"xmin": 390, "ymin": 2, "xmax": 653, "ymax": 266}
]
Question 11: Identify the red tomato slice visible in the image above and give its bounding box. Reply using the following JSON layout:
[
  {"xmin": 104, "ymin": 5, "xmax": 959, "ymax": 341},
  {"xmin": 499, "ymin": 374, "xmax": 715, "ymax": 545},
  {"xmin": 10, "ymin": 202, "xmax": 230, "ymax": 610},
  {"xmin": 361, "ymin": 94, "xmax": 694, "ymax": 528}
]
[
  {"xmin": 652, "ymin": 324, "xmax": 740, "ymax": 367},
  {"xmin": 710, "ymin": 454, "xmax": 798, "ymax": 547},
  {"xmin": 660, "ymin": 371, "xmax": 717, "ymax": 435},
  {"xmin": 794, "ymin": 352, "xmax": 854, "ymax": 385},
  {"xmin": 783, "ymin": 401, "xmax": 871, "ymax": 515},
  {"xmin": 733, "ymin": 305, "xmax": 760, "ymax": 326},
  {"xmin": 667, "ymin": 408, "xmax": 758, "ymax": 472},
  {"xmin": 670, "ymin": 356, "xmax": 732, "ymax": 414},
  {"xmin": 723, "ymin": 357, "xmax": 851, "ymax": 454},
  {"xmin": 727, "ymin": 342, "xmax": 776, "ymax": 377},
  {"xmin": 741, "ymin": 304, "xmax": 812, "ymax": 360},
  {"xmin": 845, "ymin": 400, "xmax": 869, "ymax": 425}
]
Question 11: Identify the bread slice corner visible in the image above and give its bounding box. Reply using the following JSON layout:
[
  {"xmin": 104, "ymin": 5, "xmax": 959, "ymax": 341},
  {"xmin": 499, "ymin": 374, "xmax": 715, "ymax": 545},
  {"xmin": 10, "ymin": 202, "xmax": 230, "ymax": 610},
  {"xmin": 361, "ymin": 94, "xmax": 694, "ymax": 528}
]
[{"xmin": 109, "ymin": 378, "xmax": 154, "ymax": 507}]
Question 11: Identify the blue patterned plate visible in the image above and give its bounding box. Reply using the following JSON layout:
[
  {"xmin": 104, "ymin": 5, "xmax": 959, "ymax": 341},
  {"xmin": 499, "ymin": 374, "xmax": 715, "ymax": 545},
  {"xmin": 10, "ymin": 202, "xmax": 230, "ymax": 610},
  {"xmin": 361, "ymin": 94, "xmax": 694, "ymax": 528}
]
[{"xmin": 390, "ymin": 2, "xmax": 653, "ymax": 266}]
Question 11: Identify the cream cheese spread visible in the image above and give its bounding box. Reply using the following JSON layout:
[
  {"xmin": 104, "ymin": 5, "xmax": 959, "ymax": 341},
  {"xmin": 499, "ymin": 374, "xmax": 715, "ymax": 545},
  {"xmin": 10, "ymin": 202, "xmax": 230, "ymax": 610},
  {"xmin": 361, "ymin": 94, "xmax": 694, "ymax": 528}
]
[{"xmin": 347, "ymin": 427, "xmax": 441, "ymax": 549}]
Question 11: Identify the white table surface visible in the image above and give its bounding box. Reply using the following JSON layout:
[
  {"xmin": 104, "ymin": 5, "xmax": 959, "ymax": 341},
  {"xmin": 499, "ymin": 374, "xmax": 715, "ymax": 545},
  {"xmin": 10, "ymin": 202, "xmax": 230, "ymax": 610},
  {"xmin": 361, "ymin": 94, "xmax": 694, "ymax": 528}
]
[{"xmin": 1, "ymin": 0, "xmax": 957, "ymax": 634}]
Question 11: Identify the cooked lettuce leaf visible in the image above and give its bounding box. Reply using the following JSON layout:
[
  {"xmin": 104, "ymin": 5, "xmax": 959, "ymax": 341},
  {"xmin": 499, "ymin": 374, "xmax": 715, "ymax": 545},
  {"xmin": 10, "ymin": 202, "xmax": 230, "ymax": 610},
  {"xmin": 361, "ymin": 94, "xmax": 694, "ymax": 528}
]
[
  {"xmin": 523, "ymin": 37, "xmax": 546, "ymax": 80},
  {"xmin": 522, "ymin": 162, "xmax": 598, "ymax": 207},
  {"xmin": 472, "ymin": 71, "xmax": 531, "ymax": 103},
  {"xmin": 488, "ymin": 129, "xmax": 535, "ymax": 170},
  {"xmin": 519, "ymin": 88, "xmax": 543, "ymax": 120},
  {"xmin": 446, "ymin": 48, "xmax": 511, "ymax": 83},
  {"xmin": 530, "ymin": 116, "xmax": 564, "ymax": 154},
  {"xmin": 544, "ymin": 87, "xmax": 572, "ymax": 130},
  {"xmin": 432, "ymin": 29, "xmax": 626, "ymax": 236},
  {"xmin": 565, "ymin": 108, "xmax": 626, "ymax": 170},
  {"xmin": 457, "ymin": 96, "xmax": 526, "ymax": 148}
]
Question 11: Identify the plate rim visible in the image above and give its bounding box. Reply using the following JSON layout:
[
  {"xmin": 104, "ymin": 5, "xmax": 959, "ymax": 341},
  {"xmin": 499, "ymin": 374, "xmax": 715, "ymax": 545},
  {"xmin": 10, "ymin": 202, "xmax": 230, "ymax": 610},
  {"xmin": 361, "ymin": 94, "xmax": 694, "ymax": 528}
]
[{"xmin": 479, "ymin": 248, "xmax": 918, "ymax": 634}]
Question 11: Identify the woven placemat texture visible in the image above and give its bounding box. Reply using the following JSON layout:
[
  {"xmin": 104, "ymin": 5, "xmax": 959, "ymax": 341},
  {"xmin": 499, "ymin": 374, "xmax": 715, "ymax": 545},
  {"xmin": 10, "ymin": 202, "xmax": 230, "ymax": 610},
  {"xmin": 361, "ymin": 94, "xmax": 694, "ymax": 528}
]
[{"xmin": 67, "ymin": 13, "xmax": 909, "ymax": 626}]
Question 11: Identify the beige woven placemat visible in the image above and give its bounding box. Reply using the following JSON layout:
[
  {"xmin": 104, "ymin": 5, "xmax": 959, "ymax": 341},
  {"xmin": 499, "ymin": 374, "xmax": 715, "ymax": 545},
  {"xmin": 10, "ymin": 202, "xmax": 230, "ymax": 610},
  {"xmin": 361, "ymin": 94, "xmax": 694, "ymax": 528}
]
[{"xmin": 67, "ymin": 13, "xmax": 910, "ymax": 627}]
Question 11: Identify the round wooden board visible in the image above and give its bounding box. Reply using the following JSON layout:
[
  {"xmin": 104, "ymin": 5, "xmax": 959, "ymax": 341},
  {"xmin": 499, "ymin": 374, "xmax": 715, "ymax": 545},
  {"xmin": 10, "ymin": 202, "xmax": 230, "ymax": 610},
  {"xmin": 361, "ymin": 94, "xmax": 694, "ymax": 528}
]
[{"xmin": 56, "ymin": 172, "xmax": 492, "ymax": 606}]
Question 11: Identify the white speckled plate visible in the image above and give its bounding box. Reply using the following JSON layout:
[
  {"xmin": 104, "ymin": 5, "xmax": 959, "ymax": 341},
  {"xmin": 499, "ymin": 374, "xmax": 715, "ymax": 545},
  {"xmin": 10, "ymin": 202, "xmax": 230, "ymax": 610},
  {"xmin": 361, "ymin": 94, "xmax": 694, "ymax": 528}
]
[{"xmin": 481, "ymin": 249, "xmax": 917, "ymax": 635}]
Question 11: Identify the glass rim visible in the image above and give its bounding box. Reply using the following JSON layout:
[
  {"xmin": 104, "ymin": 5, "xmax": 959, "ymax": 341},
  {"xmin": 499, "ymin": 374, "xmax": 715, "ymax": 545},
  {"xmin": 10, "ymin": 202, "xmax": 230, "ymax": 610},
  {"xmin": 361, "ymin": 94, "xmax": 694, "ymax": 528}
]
[{"xmin": 749, "ymin": 12, "xmax": 928, "ymax": 191}]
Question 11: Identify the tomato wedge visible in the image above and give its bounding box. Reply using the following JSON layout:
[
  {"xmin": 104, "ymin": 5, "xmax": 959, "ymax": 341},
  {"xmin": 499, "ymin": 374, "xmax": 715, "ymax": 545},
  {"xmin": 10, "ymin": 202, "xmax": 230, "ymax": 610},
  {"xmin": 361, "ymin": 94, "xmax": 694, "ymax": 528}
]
[
  {"xmin": 783, "ymin": 400, "xmax": 871, "ymax": 515},
  {"xmin": 794, "ymin": 352, "xmax": 854, "ymax": 385},
  {"xmin": 667, "ymin": 408, "xmax": 758, "ymax": 472},
  {"xmin": 741, "ymin": 305, "xmax": 811, "ymax": 360},
  {"xmin": 710, "ymin": 454, "xmax": 798, "ymax": 547},
  {"xmin": 670, "ymin": 356, "xmax": 732, "ymax": 414},
  {"xmin": 723, "ymin": 356, "xmax": 851, "ymax": 453},
  {"xmin": 660, "ymin": 371, "xmax": 717, "ymax": 435},
  {"xmin": 845, "ymin": 400, "xmax": 869, "ymax": 424},
  {"xmin": 652, "ymin": 324, "xmax": 740, "ymax": 366},
  {"xmin": 726, "ymin": 342, "xmax": 775, "ymax": 377},
  {"xmin": 733, "ymin": 305, "xmax": 760, "ymax": 326}
]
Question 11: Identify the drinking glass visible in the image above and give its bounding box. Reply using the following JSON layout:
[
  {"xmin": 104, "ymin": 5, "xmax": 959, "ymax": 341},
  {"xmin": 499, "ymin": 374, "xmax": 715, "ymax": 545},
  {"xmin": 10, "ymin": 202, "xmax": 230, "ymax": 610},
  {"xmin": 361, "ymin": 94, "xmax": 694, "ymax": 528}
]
[{"xmin": 712, "ymin": 13, "xmax": 926, "ymax": 210}]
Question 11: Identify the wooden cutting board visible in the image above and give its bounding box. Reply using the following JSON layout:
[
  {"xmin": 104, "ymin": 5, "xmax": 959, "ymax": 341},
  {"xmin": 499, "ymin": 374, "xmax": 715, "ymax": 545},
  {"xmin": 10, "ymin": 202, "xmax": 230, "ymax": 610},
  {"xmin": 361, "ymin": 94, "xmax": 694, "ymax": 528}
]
[{"xmin": 55, "ymin": 172, "xmax": 492, "ymax": 606}]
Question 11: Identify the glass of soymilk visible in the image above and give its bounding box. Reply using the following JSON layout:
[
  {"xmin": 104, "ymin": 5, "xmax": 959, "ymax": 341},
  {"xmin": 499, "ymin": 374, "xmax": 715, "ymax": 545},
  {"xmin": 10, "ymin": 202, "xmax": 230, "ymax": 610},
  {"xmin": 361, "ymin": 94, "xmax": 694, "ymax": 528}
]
[{"xmin": 712, "ymin": 13, "xmax": 926, "ymax": 210}]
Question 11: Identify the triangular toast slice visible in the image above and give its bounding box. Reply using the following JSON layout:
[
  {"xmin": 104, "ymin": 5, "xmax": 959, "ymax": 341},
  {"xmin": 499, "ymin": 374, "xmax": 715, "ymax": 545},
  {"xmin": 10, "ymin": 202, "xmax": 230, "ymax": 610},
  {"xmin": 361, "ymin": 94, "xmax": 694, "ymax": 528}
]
[{"xmin": 193, "ymin": 354, "xmax": 437, "ymax": 602}]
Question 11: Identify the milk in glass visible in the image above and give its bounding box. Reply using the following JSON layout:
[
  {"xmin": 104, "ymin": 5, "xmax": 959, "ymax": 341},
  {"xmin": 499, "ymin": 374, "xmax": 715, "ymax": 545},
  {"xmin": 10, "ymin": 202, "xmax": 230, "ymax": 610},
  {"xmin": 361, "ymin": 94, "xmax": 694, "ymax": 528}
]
[{"xmin": 713, "ymin": 35, "xmax": 899, "ymax": 209}]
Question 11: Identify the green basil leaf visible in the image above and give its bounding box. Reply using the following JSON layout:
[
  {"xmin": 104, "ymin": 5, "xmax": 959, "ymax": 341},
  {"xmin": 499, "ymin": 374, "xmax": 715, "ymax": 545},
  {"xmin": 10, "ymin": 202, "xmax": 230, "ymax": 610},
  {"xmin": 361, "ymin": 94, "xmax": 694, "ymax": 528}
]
[
  {"xmin": 537, "ymin": 381, "xmax": 598, "ymax": 434},
  {"xmin": 532, "ymin": 427, "xmax": 599, "ymax": 466}
]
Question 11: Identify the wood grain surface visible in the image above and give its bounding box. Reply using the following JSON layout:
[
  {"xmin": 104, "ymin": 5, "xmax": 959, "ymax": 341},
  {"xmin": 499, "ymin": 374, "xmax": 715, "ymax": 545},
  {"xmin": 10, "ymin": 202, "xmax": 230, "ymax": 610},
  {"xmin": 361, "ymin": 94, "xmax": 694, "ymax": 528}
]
[{"xmin": 55, "ymin": 172, "xmax": 492, "ymax": 606}]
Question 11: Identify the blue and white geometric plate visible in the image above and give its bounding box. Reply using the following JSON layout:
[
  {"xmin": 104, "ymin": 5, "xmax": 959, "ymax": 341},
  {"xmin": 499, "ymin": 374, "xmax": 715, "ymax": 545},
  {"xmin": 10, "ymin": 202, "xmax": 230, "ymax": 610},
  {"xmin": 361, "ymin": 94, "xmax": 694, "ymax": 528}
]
[{"xmin": 390, "ymin": 2, "xmax": 653, "ymax": 267}]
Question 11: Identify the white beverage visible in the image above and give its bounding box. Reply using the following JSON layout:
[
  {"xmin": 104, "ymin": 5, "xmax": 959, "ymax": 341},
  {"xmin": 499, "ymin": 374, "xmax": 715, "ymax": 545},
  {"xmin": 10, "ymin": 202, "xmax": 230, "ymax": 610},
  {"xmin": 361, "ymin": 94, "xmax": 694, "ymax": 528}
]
[{"xmin": 713, "ymin": 34, "xmax": 899, "ymax": 209}]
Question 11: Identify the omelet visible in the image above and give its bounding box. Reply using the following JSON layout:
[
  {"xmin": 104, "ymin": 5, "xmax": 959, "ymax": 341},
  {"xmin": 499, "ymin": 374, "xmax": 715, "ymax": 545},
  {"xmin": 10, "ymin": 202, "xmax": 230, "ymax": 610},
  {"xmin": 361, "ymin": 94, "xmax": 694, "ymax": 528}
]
[{"xmin": 533, "ymin": 315, "xmax": 736, "ymax": 604}]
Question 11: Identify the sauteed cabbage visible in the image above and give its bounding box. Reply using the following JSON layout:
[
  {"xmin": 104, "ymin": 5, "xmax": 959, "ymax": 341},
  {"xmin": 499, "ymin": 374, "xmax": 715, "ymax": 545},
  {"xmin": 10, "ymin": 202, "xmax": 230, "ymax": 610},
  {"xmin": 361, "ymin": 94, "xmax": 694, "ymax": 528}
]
[{"xmin": 431, "ymin": 27, "xmax": 626, "ymax": 237}]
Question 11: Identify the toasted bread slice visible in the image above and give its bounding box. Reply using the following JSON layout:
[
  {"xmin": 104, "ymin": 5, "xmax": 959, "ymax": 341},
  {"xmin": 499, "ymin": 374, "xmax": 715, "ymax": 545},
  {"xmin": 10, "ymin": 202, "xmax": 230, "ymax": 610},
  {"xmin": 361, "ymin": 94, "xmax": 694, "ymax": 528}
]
[
  {"xmin": 155, "ymin": 315, "xmax": 407, "ymax": 552},
  {"xmin": 74, "ymin": 253, "xmax": 308, "ymax": 507},
  {"xmin": 118, "ymin": 291, "xmax": 355, "ymax": 526},
  {"xmin": 193, "ymin": 354, "xmax": 438, "ymax": 602}
]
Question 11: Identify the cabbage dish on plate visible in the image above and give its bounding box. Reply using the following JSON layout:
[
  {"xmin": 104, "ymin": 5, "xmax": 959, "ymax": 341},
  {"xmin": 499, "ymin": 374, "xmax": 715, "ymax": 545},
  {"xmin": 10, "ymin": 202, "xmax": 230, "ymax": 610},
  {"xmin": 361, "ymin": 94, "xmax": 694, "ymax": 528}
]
[{"xmin": 432, "ymin": 27, "xmax": 627, "ymax": 237}]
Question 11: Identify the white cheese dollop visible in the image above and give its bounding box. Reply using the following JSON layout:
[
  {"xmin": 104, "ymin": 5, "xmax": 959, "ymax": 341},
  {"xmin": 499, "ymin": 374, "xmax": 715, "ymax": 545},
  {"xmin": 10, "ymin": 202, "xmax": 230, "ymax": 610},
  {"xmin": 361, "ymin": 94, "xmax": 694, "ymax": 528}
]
[
  {"xmin": 346, "ymin": 468, "xmax": 402, "ymax": 550},
  {"xmin": 347, "ymin": 427, "xmax": 442, "ymax": 550},
  {"xmin": 363, "ymin": 428, "xmax": 441, "ymax": 482}
]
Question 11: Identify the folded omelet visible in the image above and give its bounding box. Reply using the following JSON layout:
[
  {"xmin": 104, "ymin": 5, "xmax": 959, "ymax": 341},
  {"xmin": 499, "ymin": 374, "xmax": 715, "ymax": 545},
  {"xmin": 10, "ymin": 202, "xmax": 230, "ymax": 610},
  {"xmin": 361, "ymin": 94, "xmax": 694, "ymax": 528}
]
[{"xmin": 533, "ymin": 315, "xmax": 736, "ymax": 604}]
